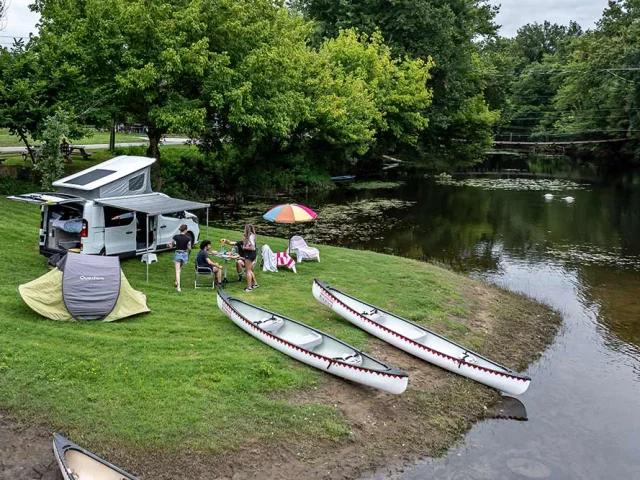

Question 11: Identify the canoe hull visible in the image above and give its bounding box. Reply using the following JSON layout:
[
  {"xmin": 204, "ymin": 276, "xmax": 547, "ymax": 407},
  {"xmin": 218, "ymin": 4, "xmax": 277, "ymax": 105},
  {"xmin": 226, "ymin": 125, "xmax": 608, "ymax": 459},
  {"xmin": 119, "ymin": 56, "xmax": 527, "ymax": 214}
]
[
  {"xmin": 53, "ymin": 433, "xmax": 139, "ymax": 480},
  {"xmin": 313, "ymin": 280, "xmax": 530, "ymax": 395},
  {"xmin": 217, "ymin": 293, "xmax": 408, "ymax": 394}
]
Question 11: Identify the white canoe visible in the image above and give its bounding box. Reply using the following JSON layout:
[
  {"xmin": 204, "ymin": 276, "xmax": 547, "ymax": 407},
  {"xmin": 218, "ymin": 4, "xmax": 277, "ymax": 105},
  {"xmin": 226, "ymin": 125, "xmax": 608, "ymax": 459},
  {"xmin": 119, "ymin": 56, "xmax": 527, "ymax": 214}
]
[
  {"xmin": 312, "ymin": 279, "xmax": 531, "ymax": 395},
  {"xmin": 53, "ymin": 433, "xmax": 139, "ymax": 480},
  {"xmin": 217, "ymin": 291, "xmax": 408, "ymax": 394}
]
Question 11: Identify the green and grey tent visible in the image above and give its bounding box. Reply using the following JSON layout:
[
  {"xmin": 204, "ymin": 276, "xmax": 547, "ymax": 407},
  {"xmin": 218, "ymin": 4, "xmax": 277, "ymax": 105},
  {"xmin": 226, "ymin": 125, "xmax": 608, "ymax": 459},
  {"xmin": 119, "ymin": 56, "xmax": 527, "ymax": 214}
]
[{"xmin": 19, "ymin": 253, "xmax": 149, "ymax": 321}]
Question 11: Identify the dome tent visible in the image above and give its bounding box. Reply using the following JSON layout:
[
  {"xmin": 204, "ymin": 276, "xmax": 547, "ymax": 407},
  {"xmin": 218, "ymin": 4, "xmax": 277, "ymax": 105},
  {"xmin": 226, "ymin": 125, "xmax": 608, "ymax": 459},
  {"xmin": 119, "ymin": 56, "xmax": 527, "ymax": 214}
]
[{"xmin": 19, "ymin": 253, "xmax": 149, "ymax": 321}]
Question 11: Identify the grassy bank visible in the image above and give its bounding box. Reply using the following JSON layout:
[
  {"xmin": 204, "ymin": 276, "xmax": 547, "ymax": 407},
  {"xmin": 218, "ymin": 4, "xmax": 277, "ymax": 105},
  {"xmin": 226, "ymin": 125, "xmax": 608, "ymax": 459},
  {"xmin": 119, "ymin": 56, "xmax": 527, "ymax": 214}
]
[
  {"xmin": 0, "ymin": 197, "xmax": 561, "ymax": 479},
  {"xmin": 0, "ymin": 128, "xmax": 152, "ymax": 148}
]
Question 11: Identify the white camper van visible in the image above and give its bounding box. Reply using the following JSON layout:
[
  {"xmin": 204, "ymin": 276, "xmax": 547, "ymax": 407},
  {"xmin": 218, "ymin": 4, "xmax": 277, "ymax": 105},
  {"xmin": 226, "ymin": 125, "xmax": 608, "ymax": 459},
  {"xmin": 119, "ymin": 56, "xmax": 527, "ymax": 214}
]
[{"xmin": 10, "ymin": 156, "xmax": 207, "ymax": 258}]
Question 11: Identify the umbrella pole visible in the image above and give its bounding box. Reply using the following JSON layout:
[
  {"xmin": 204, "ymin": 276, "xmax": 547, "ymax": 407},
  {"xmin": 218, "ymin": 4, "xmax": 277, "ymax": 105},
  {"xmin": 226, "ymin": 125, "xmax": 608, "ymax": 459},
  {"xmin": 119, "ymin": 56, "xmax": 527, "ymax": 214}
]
[
  {"xmin": 206, "ymin": 207, "xmax": 209, "ymax": 239},
  {"xmin": 146, "ymin": 214, "xmax": 149, "ymax": 283}
]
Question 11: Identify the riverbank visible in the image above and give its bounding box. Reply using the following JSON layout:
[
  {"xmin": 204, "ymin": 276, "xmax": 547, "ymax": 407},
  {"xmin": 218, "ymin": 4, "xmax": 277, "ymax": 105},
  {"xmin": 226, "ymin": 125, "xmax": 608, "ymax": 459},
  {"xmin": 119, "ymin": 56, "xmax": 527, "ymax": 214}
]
[{"xmin": 0, "ymin": 198, "xmax": 561, "ymax": 479}]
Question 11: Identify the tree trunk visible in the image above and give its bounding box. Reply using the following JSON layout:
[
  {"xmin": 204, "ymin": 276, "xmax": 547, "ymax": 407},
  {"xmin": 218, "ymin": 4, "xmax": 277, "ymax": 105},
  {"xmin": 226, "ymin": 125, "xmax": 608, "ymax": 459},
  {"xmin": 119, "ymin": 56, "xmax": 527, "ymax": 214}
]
[
  {"xmin": 146, "ymin": 126, "xmax": 164, "ymax": 190},
  {"xmin": 16, "ymin": 128, "xmax": 37, "ymax": 165},
  {"xmin": 109, "ymin": 118, "xmax": 116, "ymax": 151}
]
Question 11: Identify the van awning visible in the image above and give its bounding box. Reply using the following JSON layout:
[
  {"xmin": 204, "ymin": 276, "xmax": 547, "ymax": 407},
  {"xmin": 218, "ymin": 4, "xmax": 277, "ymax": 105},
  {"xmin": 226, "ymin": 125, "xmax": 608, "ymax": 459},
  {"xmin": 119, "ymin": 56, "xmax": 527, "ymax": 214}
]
[{"xmin": 96, "ymin": 193, "xmax": 208, "ymax": 215}]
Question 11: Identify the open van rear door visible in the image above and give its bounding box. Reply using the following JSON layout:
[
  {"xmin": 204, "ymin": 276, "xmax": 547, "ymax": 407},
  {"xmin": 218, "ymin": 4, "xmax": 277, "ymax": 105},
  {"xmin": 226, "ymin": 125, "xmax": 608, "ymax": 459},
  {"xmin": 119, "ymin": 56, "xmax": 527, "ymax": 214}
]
[{"xmin": 8, "ymin": 192, "xmax": 82, "ymax": 205}]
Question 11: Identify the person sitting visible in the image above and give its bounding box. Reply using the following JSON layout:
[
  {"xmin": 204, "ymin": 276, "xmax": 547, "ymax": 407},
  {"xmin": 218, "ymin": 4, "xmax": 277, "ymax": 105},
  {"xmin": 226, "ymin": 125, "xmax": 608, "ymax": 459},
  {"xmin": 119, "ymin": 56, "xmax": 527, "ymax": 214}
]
[
  {"xmin": 196, "ymin": 240, "xmax": 223, "ymax": 286},
  {"xmin": 60, "ymin": 138, "xmax": 71, "ymax": 162},
  {"xmin": 221, "ymin": 237, "xmax": 246, "ymax": 282}
]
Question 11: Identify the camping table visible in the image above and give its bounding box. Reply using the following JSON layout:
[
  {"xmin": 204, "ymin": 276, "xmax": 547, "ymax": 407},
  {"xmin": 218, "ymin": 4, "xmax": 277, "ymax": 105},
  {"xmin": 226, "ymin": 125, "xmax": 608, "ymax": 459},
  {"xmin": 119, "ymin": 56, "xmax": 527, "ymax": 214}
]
[{"xmin": 213, "ymin": 252, "xmax": 240, "ymax": 284}]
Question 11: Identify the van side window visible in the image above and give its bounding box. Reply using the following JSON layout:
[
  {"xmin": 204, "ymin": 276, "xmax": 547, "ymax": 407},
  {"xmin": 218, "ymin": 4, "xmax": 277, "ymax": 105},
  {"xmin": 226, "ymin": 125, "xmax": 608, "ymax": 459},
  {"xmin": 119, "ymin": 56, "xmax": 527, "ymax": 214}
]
[
  {"xmin": 129, "ymin": 174, "xmax": 145, "ymax": 191},
  {"xmin": 163, "ymin": 211, "xmax": 186, "ymax": 219},
  {"xmin": 104, "ymin": 207, "xmax": 135, "ymax": 228}
]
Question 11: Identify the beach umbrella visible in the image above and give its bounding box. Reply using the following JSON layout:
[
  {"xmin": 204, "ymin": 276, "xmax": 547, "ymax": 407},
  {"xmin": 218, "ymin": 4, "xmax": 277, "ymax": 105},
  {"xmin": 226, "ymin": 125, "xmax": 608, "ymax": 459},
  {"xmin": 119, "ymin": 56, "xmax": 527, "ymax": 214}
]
[{"xmin": 263, "ymin": 203, "xmax": 317, "ymax": 223}]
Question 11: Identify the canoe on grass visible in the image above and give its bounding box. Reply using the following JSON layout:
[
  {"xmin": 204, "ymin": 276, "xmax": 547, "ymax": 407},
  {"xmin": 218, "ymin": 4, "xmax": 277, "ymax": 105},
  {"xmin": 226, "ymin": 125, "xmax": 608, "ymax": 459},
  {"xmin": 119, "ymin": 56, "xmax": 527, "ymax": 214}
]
[
  {"xmin": 217, "ymin": 290, "xmax": 408, "ymax": 394},
  {"xmin": 53, "ymin": 433, "xmax": 138, "ymax": 480},
  {"xmin": 312, "ymin": 279, "xmax": 531, "ymax": 395}
]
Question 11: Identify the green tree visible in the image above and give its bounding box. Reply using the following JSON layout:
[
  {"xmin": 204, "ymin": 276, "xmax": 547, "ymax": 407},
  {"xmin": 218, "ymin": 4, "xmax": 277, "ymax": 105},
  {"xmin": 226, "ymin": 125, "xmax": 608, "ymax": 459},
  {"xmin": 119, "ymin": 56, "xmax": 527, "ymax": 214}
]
[
  {"xmin": 32, "ymin": 0, "xmax": 224, "ymax": 184},
  {"xmin": 35, "ymin": 110, "xmax": 71, "ymax": 189},
  {"xmin": 484, "ymin": 21, "xmax": 583, "ymax": 143},
  {"xmin": 0, "ymin": 43, "xmax": 48, "ymax": 161},
  {"xmin": 549, "ymin": 0, "xmax": 640, "ymax": 160},
  {"xmin": 510, "ymin": 21, "xmax": 582, "ymax": 70},
  {"xmin": 30, "ymin": 0, "xmax": 433, "ymax": 188},
  {"xmin": 198, "ymin": 25, "xmax": 433, "ymax": 184},
  {"xmin": 296, "ymin": 0, "xmax": 500, "ymax": 168}
]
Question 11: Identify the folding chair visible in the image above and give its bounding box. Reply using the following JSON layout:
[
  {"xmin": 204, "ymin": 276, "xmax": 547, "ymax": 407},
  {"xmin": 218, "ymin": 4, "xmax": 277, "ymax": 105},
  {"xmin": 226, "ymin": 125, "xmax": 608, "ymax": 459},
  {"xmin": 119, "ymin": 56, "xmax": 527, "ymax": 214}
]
[{"xmin": 194, "ymin": 265, "xmax": 215, "ymax": 289}]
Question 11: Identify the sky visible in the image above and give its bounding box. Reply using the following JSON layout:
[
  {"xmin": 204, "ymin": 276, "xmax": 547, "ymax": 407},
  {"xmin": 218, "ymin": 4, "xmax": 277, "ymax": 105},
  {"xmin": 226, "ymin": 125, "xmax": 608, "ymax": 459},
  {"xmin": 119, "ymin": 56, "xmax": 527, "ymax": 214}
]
[
  {"xmin": 490, "ymin": 0, "xmax": 610, "ymax": 37},
  {"xmin": 0, "ymin": 0, "xmax": 612, "ymax": 43}
]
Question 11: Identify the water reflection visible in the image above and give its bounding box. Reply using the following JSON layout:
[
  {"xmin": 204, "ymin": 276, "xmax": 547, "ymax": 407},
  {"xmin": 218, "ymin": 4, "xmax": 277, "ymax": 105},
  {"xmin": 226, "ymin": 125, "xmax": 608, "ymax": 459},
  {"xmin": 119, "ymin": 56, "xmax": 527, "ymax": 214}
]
[
  {"xmin": 488, "ymin": 396, "xmax": 528, "ymax": 422},
  {"xmin": 211, "ymin": 176, "xmax": 640, "ymax": 478}
]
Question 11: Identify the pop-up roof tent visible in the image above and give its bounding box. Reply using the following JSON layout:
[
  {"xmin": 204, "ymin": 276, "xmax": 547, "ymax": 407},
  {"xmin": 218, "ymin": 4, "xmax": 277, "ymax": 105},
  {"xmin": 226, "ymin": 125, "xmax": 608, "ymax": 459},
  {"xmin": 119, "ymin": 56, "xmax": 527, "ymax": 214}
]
[
  {"xmin": 18, "ymin": 253, "xmax": 149, "ymax": 321},
  {"xmin": 52, "ymin": 155, "xmax": 155, "ymax": 199}
]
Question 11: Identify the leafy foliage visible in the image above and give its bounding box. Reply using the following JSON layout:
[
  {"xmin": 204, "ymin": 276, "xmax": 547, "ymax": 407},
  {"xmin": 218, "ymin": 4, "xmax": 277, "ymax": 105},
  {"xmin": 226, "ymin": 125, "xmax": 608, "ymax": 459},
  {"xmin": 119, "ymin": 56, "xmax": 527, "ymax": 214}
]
[
  {"xmin": 482, "ymin": 3, "xmax": 639, "ymax": 165},
  {"xmin": 22, "ymin": 0, "xmax": 433, "ymax": 187},
  {"xmin": 296, "ymin": 0, "xmax": 500, "ymax": 167},
  {"xmin": 34, "ymin": 110, "xmax": 70, "ymax": 189}
]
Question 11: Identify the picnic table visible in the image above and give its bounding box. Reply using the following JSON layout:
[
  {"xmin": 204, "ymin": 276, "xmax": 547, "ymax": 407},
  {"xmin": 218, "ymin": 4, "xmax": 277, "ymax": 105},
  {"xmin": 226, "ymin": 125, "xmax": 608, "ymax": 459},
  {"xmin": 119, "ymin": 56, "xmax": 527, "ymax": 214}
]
[
  {"xmin": 22, "ymin": 146, "xmax": 42, "ymax": 164},
  {"xmin": 69, "ymin": 145, "xmax": 93, "ymax": 160},
  {"xmin": 214, "ymin": 251, "xmax": 240, "ymax": 284},
  {"xmin": 61, "ymin": 143, "xmax": 93, "ymax": 162}
]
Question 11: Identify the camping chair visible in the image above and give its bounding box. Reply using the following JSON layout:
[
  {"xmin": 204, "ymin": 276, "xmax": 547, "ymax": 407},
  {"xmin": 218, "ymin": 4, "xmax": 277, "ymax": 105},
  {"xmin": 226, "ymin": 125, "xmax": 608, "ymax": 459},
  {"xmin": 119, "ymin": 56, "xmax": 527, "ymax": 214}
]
[
  {"xmin": 261, "ymin": 245, "xmax": 297, "ymax": 273},
  {"xmin": 194, "ymin": 264, "xmax": 216, "ymax": 289},
  {"xmin": 288, "ymin": 236, "xmax": 320, "ymax": 263}
]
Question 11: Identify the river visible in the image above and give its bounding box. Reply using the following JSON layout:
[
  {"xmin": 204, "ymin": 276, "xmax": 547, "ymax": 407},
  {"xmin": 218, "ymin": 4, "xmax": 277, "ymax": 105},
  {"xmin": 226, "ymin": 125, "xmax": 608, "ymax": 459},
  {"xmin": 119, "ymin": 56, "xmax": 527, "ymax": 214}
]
[{"xmin": 210, "ymin": 175, "xmax": 640, "ymax": 479}]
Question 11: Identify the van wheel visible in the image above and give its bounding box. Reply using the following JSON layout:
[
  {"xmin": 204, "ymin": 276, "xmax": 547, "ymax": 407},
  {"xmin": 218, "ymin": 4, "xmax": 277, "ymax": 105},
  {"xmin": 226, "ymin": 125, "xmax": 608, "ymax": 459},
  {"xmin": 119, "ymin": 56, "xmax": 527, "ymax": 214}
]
[{"xmin": 187, "ymin": 232, "xmax": 195, "ymax": 247}]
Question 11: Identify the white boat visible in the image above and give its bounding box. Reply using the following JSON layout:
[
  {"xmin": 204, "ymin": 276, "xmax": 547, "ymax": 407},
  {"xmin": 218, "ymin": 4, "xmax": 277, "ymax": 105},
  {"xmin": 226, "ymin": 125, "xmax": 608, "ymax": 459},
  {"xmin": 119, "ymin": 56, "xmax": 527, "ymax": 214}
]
[
  {"xmin": 217, "ymin": 291, "xmax": 408, "ymax": 394},
  {"xmin": 53, "ymin": 433, "xmax": 139, "ymax": 480},
  {"xmin": 312, "ymin": 280, "xmax": 531, "ymax": 395}
]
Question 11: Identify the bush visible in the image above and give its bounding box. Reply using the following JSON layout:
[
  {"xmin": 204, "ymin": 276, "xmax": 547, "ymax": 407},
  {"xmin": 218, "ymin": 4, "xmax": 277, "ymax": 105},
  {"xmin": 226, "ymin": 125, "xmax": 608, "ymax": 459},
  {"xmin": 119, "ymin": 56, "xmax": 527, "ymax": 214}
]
[{"xmin": 0, "ymin": 176, "xmax": 40, "ymax": 195}]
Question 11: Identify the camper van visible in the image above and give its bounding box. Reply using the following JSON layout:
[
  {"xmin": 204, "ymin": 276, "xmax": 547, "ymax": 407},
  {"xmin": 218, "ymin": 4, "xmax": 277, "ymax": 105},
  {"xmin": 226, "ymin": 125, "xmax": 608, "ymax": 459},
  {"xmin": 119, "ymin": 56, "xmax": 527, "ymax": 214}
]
[{"xmin": 10, "ymin": 156, "xmax": 206, "ymax": 258}]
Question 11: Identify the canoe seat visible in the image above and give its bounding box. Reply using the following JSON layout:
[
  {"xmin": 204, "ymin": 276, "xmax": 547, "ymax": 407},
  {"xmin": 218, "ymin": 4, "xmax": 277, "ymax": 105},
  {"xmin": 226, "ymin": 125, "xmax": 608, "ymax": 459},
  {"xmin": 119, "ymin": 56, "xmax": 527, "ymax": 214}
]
[
  {"xmin": 333, "ymin": 352, "xmax": 363, "ymax": 366},
  {"xmin": 396, "ymin": 326, "xmax": 427, "ymax": 343},
  {"xmin": 285, "ymin": 331, "xmax": 323, "ymax": 351},
  {"xmin": 254, "ymin": 316, "xmax": 285, "ymax": 334},
  {"xmin": 459, "ymin": 352, "xmax": 479, "ymax": 364},
  {"xmin": 362, "ymin": 309, "xmax": 386, "ymax": 324}
]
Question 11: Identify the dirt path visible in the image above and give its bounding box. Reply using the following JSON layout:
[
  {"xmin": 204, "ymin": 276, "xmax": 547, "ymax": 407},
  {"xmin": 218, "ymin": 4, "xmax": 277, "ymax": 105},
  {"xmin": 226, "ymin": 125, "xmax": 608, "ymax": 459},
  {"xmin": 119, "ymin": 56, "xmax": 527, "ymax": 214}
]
[
  {"xmin": 0, "ymin": 413, "xmax": 60, "ymax": 479},
  {"xmin": 0, "ymin": 282, "xmax": 560, "ymax": 480}
]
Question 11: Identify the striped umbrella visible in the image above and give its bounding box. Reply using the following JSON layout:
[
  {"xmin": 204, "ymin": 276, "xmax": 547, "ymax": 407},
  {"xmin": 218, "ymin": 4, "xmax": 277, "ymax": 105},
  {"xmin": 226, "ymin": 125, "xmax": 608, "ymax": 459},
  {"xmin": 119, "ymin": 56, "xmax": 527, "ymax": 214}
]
[{"xmin": 263, "ymin": 203, "xmax": 317, "ymax": 223}]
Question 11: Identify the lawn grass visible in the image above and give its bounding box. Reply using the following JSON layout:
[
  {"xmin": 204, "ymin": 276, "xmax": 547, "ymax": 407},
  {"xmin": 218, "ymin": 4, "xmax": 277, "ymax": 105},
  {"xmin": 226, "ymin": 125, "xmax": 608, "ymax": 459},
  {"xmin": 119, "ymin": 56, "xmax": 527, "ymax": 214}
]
[
  {"xmin": 0, "ymin": 197, "xmax": 561, "ymax": 477},
  {"xmin": 0, "ymin": 128, "xmax": 148, "ymax": 148},
  {"xmin": 0, "ymin": 145, "xmax": 190, "ymax": 169}
]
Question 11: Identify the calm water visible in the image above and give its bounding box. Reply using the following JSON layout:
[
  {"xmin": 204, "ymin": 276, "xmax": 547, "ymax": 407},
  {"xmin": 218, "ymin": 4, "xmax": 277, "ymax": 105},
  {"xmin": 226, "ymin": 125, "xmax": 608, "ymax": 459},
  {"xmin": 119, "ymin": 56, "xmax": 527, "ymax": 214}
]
[{"xmin": 211, "ymin": 176, "xmax": 640, "ymax": 479}]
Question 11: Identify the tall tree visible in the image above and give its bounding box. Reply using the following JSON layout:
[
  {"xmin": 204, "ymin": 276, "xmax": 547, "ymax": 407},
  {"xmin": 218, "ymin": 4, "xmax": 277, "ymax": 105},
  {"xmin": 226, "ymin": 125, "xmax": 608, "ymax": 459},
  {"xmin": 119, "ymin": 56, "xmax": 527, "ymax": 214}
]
[
  {"xmin": 484, "ymin": 21, "xmax": 583, "ymax": 142},
  {"xmin": 549, "ymin": 0, "xmax": 640, "ymax": 162},
  {"xmin": 31, "ymin": 0, "xmax": 433, "ymax": 185},
  {"xmin": 32, "ymin": 0, "xmax": 226, "ymax": 185},
  {"xmin": 0, "ymin": 43, "xmax": 50, "ymax": 160},
  {"xmin": 510, "ymin": 21, "xmax": 582, "ymax": 70},
  {"xmin": 296, "ymin": 0, "xmax": 500, "ymax": 168}
]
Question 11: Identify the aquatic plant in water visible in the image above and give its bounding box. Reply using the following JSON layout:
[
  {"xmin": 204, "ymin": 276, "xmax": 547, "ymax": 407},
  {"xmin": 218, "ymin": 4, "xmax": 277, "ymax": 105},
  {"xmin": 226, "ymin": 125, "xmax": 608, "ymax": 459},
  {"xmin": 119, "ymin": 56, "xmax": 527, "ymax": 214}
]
[{"xmin": 434, "ymin": 178, "xmax": 589, "ymax": 191}]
